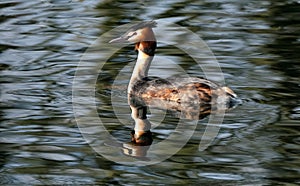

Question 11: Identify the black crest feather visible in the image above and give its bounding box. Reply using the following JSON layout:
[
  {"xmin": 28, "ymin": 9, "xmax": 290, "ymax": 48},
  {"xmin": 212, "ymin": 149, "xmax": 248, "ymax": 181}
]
[{"xmin": 128, "ymin": 21, "xmax": 157, "ymax": 32}]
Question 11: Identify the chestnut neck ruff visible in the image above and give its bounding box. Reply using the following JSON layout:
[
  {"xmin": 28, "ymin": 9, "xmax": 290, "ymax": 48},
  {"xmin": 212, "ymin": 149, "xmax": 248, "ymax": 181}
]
[{"xmin": 135, "ymin": 41, "xmax": 157, "ymax": 56}]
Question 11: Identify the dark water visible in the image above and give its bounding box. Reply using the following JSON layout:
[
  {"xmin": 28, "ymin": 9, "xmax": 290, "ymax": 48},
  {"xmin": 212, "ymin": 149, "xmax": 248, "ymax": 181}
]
[{"xmin": 1, "ymin": 0, "xmax": 300, "ymax": 185}]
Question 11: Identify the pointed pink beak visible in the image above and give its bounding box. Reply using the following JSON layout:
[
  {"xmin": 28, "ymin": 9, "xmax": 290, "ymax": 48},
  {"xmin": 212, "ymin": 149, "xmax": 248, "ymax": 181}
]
[{"xmin": 109, "ymin": 37, "xmax": 128, "ymax": 43}]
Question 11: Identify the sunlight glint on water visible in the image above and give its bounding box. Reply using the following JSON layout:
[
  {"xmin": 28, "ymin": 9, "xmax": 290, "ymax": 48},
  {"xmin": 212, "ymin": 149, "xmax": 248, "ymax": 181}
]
[{"xmin": 0, "ymin": 0, "xmax": 299, "ymax": 185}]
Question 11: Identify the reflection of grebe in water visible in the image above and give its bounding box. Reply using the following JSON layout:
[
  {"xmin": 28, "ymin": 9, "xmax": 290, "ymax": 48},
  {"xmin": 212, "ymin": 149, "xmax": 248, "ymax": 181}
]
[
  {"xmin": 122, "ymin": 105, "xmax": 152, "ymax": 160},
  {"xmin": 109, "ymin": 21, "xmax": 238, "ymax": 112}
]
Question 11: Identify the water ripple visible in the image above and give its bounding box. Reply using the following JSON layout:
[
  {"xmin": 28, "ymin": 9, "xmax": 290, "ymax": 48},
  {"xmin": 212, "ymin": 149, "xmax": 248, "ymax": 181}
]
[{"xmin": 0, "ymin": 0, "xmax": 299, "ymax": 185}]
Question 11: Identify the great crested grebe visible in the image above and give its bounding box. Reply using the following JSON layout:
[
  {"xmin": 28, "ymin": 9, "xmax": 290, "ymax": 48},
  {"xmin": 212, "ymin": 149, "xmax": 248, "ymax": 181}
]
[{"xmin": 109, "ymin": 21, "xmax": 238, "ymax": 110}]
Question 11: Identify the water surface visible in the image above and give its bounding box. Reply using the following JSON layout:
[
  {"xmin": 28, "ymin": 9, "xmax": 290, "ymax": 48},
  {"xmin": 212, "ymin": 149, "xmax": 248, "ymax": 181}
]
[{"xmin": 0, "ymin": 0, "xmax": 299, "ymax": 185}]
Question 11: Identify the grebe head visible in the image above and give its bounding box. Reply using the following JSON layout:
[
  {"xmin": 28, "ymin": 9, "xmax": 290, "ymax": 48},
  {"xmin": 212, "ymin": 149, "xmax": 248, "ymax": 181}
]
[
  {"xmin": 109, "ymin": 21, "xmax": 157, "ymax": 49},
  {"xmin": 110, "ymin": 21, "xmax": 158, "ymax": 93}
]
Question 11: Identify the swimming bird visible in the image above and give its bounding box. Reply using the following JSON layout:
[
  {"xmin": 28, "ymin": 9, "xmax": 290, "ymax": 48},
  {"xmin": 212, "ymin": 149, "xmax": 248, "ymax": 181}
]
[{"xmin": 109, "ymin": 21, "xmax": 238, "ymax": 113}]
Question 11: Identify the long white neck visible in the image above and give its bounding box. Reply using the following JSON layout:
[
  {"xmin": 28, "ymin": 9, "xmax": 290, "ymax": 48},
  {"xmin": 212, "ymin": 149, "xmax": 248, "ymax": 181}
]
[{"xmin": 128, "ymin": 49, "xmax": 154, "ymax": 94}]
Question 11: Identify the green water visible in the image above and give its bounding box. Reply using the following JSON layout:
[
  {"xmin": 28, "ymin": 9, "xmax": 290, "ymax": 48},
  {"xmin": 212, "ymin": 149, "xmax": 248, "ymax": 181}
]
[{"xmin": 0, "ymin": 0, "xmax": 299, "ymax": 185}]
